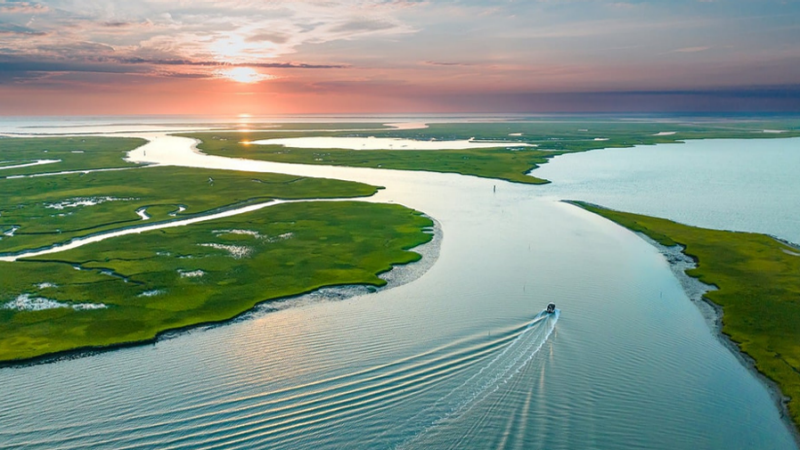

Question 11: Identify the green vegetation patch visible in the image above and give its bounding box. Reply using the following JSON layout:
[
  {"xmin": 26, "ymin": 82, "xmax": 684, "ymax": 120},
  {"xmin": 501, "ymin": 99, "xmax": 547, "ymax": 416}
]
[
  {"xmin": 0, "ymin": 201, "xmax": 433, "ymax": 363},
  {"xmin": 0, "ymin": 136, "xmax": 145, "ymax": 177},
  {"xmin": 0, "ymin": 166, "xmax": 377, "ymax": 253},
  {"xmin": 390, "ymin": 121, "xmax": 800, "ymax": 149},
  {"xmin": 573, "ymin": 201, "xmax": 800, "ymax": 427},
  {"xmin": 254, "ymin": 122, "xmax": 390, "ymax": 131},
  {"xmin": 183, "ymin": 119, "xmax": 800, "ymax": 185},
  {"xmin": 184, "ymin": 130, "xmax": 557, "ymax": 184}
]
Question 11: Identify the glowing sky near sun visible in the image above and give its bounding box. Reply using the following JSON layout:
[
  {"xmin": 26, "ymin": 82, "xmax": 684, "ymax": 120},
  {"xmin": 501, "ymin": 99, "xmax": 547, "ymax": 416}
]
[{"xmin": 1, "ymin": 0, "xmax": 799, "ymax": 114}]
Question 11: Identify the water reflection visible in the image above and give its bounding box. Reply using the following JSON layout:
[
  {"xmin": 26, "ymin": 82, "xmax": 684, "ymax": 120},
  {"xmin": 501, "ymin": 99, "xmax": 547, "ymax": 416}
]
[{"xmin": 536, "ymin": 137, "xmax": 800, "ymax": 244}]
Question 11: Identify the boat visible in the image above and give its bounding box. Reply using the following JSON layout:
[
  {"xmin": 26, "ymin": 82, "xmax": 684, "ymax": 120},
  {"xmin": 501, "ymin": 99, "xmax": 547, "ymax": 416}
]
[{"xmin": 546, "ymin": 303, "xmax": 556, "ymax": 314}]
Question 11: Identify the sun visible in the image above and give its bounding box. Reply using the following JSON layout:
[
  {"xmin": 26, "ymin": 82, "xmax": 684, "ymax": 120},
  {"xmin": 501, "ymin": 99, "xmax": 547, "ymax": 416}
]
[{"xmin": 219, "ymin": 67, "xmax": 271, "ymax": 83}]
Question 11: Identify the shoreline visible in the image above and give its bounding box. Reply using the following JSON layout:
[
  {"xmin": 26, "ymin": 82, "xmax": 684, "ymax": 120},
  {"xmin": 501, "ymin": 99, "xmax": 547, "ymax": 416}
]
[
  {"xmin": 568, "ymin": 200, "xmax": 800, "ymax": 446},
  {"xmin": 0, "ymin": 217, "xmax": 442, "ymax": 369},
  {"xmin": 639, "ymin": 234, "xmax": 800, "ymax": 445}
]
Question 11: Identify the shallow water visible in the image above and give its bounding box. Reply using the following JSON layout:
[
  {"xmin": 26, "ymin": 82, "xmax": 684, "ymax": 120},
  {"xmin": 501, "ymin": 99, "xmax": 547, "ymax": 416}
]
[
  {"xmin": 0, "ymin": 159, "xmax": 61, "ymax": 171},
  {"xmin": 0, "ymin": 132, "xmax": 797, "ymax": 449},
  {"xmin": 250, "ymin": 136, "xmax": 533, "ymax": 151}
]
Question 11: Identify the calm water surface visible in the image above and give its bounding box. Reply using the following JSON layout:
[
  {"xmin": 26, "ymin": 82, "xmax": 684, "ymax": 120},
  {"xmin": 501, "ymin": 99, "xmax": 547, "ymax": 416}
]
[
  {"xmin": 0, "ymin": 133, "xmax": 797, "ymax": 449},
  {"xmin": 536, "ymin": 137, "xmax": 800, "ymax": 244}
]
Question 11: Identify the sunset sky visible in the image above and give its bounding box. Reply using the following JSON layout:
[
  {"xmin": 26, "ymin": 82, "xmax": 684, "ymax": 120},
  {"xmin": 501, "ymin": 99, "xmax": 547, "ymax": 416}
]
[{"xmin": 1, "ymin": 0, "xmax": 799, "ymax": 115}]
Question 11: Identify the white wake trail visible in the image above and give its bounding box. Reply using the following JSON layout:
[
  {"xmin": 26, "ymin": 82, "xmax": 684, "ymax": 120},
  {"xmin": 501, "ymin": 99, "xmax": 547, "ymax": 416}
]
[{"xmin": 394, "ymin": 309, "xmax": 560, "ymax": 449}]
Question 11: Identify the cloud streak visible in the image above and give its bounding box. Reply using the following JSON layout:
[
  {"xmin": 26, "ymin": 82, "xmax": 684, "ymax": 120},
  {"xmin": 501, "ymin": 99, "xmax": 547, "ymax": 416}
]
[
  {"xmin": 0, "ymin": 2, "xmax": 49, "ymax": 14},
  {"xmin": 112, "ymin": 57, "xmax": 348, "ymax": 69},
  {"xmin": 0, "ymin": 0, "xmax": 418, "ymax": 82}
]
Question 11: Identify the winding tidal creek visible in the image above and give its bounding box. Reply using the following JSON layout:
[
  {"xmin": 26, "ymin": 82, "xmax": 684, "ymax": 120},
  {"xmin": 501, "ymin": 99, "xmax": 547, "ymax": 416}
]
[{"xmin": 0, "ymin": 132, "xmax": 797, "ymax": 449}]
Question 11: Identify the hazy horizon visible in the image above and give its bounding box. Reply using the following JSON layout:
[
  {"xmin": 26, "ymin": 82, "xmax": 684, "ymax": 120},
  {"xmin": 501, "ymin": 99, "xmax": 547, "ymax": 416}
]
[{"xmin": 4, "ymin": 111, "xmax": 800, "ymax": 122}]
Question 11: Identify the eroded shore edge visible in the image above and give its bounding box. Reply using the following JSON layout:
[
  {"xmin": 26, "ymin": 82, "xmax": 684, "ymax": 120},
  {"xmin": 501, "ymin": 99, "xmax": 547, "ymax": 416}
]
[
  {"xmin": 567, "ymin": 200, "xmax": 800, "ymax": 445},
  {"xmin": 0, "ymin": 218, "xmax": 442, "ymax": 369}
]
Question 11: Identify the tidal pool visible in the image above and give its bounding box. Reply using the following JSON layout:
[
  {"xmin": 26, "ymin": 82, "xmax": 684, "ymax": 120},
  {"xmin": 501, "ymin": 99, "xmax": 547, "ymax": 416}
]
[
  {"xmin": 0, "ymin": 159, "xmax": 60, "ymax": 171},
  {"xmin": 0, "ymin": 132, "xmax": 796, "ymax": 449}
]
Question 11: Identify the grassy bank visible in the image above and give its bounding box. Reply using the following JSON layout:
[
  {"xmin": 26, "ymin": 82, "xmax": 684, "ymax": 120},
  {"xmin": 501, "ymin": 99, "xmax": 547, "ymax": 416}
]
[
  {"xmin": 0, "ymin": 201, "xmax": 433, "ymax": 363},
  {"xmin": 572, "ymin": 201, "xmax": 800, "ymax": 428},
  {"xmin": 0, "ymin": 137, "xmax": 145, "ymax": 177},
  {"xmin": 0, "ymin": 165, "xmax": 378, "ymax": 253},
  {"xmin": 183, "ymin": 120, "xmax": 800, "ymax": 185},
  {"xmin": 0, "ymin": 135, "xmax": 434, "ymax": 364},
  {"xmin": 192, "ymin": 133, "xmax": 557, "ymax": 184}
]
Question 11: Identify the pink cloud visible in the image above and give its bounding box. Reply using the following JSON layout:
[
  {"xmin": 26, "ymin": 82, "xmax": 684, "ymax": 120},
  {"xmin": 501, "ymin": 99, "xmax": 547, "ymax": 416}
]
[{"xmin": 0, "ymin": 2, "xmax": 49, "ymax": 14}]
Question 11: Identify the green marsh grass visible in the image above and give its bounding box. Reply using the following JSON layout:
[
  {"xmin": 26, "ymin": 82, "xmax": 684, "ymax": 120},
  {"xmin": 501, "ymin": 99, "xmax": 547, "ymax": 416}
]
[
  {"xmin": 574, "ymin": 201, "xmax": 800, "ymax": 428},
  {"xmin": 0, "ymin": 202, "xmax": 433, "ymax": 363},
  {"xmin": 0, "ymin": 137, "xmax": 145, "ymax": 177},
  {"xmin": 184, "ymin": 120, "xmax": 800, "ymax": 185},
  {"xmin": 0, "ymin": 166, "xmax": 377, "ymax": 253}
]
